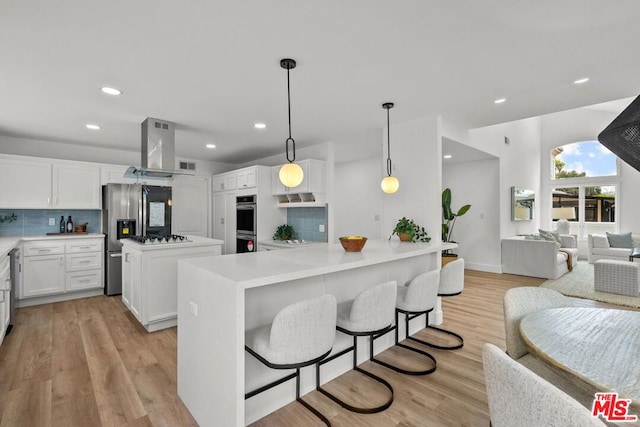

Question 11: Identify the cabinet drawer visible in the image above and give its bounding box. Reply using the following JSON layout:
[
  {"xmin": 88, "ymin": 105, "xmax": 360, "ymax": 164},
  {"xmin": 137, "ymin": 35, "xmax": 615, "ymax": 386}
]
[
  {"xmin": 66, "ymin": 252, "xmax": 102, "ymax": 271},
  {"xmin": 66, "ymin": 270, "xmax": 102, "ymax": 291},
  {"xmin": 66, "ymin": 239, "xmax": 103, "ymax": 254},
  {"xmin": 23, "ymin": 243, "xmax": 65, "ymax": 256}
]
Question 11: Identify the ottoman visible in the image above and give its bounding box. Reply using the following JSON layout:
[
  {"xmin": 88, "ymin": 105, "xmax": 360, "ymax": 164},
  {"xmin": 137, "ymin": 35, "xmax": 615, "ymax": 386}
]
[{"xmin": 594, "ymin": 259, "xmax": 640, "ymax": 297}]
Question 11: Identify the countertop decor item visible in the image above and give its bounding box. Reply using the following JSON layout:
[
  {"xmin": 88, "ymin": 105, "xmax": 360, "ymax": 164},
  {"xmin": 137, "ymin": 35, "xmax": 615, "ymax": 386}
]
[
  {"xmin": 273, "ymin": 224, "xmax": 295, "ymax": 241},
  {"xmin": 380, "ymin": 102, "xmax": 400, "ymax": 194},
  {"xmin": 278, "ymin": 58, "xmax": 304, "ymax": 188},
  {"xmin": 339, "ymin": 236, "xmax": 367, "ymax": 252},
  {"xmin": 390, "ymin": 217, "xmax": 431, "ymax": 242}
]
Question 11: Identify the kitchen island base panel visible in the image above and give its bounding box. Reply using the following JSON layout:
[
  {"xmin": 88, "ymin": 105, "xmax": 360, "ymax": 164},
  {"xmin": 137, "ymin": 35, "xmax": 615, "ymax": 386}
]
[
  {"xmin": 177, "ymin": 241, "xmax": 452, "ymax": 426},
  {"xmin": 16, "ymin": 288, "xmax": 103, "ymax": 308}
]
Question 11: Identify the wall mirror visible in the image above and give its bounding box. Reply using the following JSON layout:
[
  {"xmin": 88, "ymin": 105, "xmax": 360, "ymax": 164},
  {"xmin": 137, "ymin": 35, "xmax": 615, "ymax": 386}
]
[{"xmin": 512, "ymin": 187, "xmax": 535, "ymax": 221}]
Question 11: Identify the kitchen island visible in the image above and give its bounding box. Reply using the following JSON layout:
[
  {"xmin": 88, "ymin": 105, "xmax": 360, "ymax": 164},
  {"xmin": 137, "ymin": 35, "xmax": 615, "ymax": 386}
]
[
  {"xmin": 177, "ymin": 239, "xmax": 455, "ymax": 426},
  {"xmin": 121, "ymin": 235, "xmax": 223, "ymax": 332}
]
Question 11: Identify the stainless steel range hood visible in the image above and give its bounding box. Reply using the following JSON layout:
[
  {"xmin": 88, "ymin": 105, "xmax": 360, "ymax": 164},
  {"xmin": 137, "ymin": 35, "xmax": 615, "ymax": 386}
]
[{"xmin": 124, "ymin": 118, "xmax": 192, "ymax": 179}]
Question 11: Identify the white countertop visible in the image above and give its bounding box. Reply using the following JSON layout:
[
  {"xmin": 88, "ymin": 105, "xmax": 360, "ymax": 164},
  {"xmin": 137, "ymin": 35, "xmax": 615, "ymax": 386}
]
[
  {"xmin": 121, "ymin": 235, "xmax": 223, "ymax": 251},
  {"xmin": 258, "ymin": 240, "xmax": 326, "ymax": 249},
  {"xmin": 182, "ymin": 239, "xmax": 456, "ymax": 289},
  {"xmin": 1, "ymin": 233, "xmax": 105, "ymax": 255}
]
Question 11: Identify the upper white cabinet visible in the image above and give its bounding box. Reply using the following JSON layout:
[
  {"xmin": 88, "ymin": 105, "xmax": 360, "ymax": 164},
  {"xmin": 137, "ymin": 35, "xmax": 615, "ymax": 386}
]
[
  {"xmin": 0, "ymin": 155, "xmax": 100, "ymax": 209},
  {"xmin": 172, "ymin": 175, "xmax": 210, "ymax": 237},
  {"xmin": 0, "ymin": 157, "xmax": 52, "ymax": 208},
  {"xmin": 52, "ymin": 163, "xmax": 101, "ymax": 209},
  {"xmin": 236, "ymin": 167, "xmax": 257, "ymax": 189},
  {"xmin": 272, "ymin": 159, "xmax": 325, "ymax": 195},
  {"xmin": 213, "ymin": 172, "xmax": 238, "ymax": 193}
]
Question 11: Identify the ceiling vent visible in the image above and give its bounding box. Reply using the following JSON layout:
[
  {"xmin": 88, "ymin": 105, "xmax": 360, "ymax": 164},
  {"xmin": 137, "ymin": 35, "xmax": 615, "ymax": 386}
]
[{"xmin": 179, "ymin": 161, "xmax": 196, "ymax": 171}]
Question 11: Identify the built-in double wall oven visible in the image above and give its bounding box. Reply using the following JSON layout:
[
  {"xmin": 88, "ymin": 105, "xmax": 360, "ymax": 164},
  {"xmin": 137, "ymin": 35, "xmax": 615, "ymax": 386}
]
[{"xmin": 236, "ymin": 195, "xmax": 257, "ymax": 253}]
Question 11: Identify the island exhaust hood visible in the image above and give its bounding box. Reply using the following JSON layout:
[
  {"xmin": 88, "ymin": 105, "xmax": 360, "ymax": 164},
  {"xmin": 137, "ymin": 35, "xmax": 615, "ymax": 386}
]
[{"xmin": 124, "ymin": 118, "xmax": 192, "ymax": 179}]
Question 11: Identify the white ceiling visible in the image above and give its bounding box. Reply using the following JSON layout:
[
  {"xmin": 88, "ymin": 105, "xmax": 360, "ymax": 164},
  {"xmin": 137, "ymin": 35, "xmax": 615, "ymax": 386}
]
[{"xmin": 1, "ymin": 1, "xmax": 639, "ymax": 164}]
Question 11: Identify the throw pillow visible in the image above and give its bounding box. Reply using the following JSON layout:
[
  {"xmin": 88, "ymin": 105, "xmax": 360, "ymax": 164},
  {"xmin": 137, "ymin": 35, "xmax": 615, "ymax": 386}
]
[
  {"xmin": 606, "ymin": 232, "xmax": 634, "ymax": 248},
  {"xmin": 539, "ymin": 229, "xmax": 562, "ymax": 244}
]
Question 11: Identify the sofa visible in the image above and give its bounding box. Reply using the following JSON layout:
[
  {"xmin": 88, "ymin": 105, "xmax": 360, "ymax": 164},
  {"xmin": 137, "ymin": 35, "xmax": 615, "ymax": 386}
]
[
  {"xmin": 501, "ymin": 235, "xmax": 578, "ymax": 280},
  {"xmin": 587, "ymin": 233, "xmax": 640, "ymax": 264}
]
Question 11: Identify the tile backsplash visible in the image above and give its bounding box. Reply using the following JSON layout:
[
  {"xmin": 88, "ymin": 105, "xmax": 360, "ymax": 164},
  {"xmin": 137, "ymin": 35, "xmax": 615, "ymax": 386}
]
[
  {"xmin": 0, "ymin": 209, "xmax": 101, "ymax": 236},
  {"xmin": 286, "ymin": 206, "xmax": 328, "ymax": 242}
]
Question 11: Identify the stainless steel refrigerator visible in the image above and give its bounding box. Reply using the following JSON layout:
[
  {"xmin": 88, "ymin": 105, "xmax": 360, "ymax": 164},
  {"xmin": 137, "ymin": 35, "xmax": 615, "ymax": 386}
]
[{"xmin": 102, "ymin": 183, "xmax": 172, "ymax": 295}]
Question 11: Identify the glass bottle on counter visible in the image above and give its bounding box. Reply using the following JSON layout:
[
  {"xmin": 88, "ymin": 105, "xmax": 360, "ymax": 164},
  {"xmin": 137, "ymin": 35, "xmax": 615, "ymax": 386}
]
[
  {"xmin": 66, "ymin": 216, "xmax": 73, "ymax": 233},
  {"xmin": 59, "ymin": 215, "xmax": 65, "ymax": 233}
]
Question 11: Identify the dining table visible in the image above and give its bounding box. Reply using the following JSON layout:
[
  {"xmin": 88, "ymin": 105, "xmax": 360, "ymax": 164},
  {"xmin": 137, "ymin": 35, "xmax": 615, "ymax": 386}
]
[{"xmin": 519, "ymin": 306, "xmax": 640, "ymax": 415}]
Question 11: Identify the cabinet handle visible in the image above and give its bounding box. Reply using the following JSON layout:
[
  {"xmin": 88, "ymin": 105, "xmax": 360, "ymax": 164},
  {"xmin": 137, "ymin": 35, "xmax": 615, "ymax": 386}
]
[
  {"xmin": 47, "ymin": 197, "xmax": 51, "ymax": 206},
  {"xmin": 80, "ymin": 260, "xmax": 91, "ymax": 264},
  {"xmin": 79, "ymin": 246, "xmax": 91, "ymax": 250},
  {"xmin": 0, "ymin": 289, "xmax": 4, "ymax": 303},
  {"xmin": 60, "ymin": 257, "xmax": 63, "ymax": 266},
  {"xmin": 79, "ymin": 279, "xmax": 91, "ymax": 283},
  {"xmin": 221, "ymin": 218, "xmax": 225, "ymax": 225},
  {"xmin": 38, "ymin": 248, "xmax": 51, "ymax": 253},
  {"xmin": 124, "ymin": 253, "xmax": 130, "ymax": 263}
]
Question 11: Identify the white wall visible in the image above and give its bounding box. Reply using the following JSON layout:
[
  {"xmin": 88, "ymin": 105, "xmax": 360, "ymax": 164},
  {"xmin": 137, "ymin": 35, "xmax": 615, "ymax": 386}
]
[
  {"xmin": 443, "ymin": 158, "xmax": 500, "ymax": 272},
  {"xmin": 470, "ymin": 116, "xmax": 542, "ymax": 239},
  {"xmin": 333, "ymin": 156, "xmax": 385, "ymax": 240},
  {"xmin": 382, "ymin": 116, "xmax": 442, "ymax": 246}
]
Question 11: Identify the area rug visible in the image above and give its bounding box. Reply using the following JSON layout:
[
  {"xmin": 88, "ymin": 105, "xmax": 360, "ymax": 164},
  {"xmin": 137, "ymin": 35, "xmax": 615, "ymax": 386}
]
[{"xmin": 540, "ymin": 261, "xmax": 640, "ymax": 308}]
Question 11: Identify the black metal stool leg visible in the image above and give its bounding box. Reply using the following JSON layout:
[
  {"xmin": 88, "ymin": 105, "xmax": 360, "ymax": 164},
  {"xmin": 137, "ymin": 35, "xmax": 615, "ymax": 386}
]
[
  {"xmin": 316, "ymin": 334, "xmax": 394, "ymax": 414},
  {"xmin": 370, "ymin": 309, "xmax": 437, "ymax": 376},
  {"xmin": 409, "ymin": 311, "xmax": 464, "ymax": 350}
]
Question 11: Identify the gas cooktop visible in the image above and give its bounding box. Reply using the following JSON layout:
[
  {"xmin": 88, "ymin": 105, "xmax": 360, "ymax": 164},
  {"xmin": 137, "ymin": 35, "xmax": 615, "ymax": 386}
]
[{"xmin": 128, "ymin": 234, "xmax": 192, "ymax": 245}]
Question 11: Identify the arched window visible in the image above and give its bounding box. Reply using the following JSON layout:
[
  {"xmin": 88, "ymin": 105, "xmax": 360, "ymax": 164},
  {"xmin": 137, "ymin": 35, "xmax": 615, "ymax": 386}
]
[{"xmin": 550, "ymin": 141, "xmax": 618, "ymax": 237}]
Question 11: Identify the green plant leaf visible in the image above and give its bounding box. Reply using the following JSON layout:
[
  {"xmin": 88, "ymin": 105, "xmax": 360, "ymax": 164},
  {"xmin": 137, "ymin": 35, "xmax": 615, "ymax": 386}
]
[{"xmin": 456, "ymin": 204, "xmax": 471, "ymax": 217}]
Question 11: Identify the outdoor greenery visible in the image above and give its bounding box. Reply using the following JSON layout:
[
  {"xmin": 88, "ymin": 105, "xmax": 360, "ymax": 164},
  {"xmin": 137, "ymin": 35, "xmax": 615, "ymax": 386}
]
[
  {"xmin": 390, "ymin": 217, "xmax": 431, "ymax": 242},
  {"xmin": 554, "ymin": 159, "xmax": 602, "ymax": 196},
  {"xmin": 0, "ymin": 213, "xmax": 17, "ymax": 224}
]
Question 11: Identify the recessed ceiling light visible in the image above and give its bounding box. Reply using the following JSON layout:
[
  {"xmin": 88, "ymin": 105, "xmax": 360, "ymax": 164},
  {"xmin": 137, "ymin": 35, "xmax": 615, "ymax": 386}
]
[
  {"xmin": 85, "ymin": 124, "xmax": 100, "ymax": 130},
  {"xmin": 101, "ymin": 86, "xmax": 122, "ymax": 95},
  {"xmin": 573, "ymin": 77, "xmax": 589, "ymax": 84},
  {"xmin": 206, "ymin": 144, "xmax": 216, "ymax": 149},
  {"xmin": 494, "ymin": 98, "xmax": 506, "ymax": 104},
  {"xmin": 254, "ymin": 123, "xmax": 267, "ymax": 129},
  {"xmin": 443, "ymin": 154, "xmax": 452, "ymax": 159}
]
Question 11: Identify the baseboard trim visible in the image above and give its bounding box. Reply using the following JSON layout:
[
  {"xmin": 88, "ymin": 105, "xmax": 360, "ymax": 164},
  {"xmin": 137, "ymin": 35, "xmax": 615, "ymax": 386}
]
[{"xmin": 464, "ymin": 262, "xmax": 501, "ymax": 274}]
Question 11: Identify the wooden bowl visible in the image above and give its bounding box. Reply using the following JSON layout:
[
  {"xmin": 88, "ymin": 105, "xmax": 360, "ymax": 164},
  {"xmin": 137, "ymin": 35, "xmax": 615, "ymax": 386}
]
[{"xmin": 339, "ymin": 236, "xmax": 367, "ymax": 252}]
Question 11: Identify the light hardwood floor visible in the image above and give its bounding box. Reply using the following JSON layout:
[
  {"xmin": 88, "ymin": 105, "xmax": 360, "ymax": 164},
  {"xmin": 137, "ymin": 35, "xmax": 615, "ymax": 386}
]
[{"xmin": 0, "ymin": 270, "xmax": 625, "ymax": 427}]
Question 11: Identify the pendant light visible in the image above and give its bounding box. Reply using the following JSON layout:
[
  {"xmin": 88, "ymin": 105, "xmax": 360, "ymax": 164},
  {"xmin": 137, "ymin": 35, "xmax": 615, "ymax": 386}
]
[
  {"xmin": 278, "ymin": 58, "xmax": 304, "ymax": 188},
  {"xmin": 381, "ymin": 102, "xmax": 400, "ymax": 194}
]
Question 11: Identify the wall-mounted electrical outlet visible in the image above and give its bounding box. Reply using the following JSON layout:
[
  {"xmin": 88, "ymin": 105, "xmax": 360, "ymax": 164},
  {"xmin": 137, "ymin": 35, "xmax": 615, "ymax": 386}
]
[
  {"xmin": 189, "ymin": 301, "xmax": 198, "ymax": 317},
  {"xmin": 48, "ymin": 218, "xmax": 55, "ymax": 226},
  {"xmin": 319, "ymin": 224, "xmax": 325, "ymax": 233}
]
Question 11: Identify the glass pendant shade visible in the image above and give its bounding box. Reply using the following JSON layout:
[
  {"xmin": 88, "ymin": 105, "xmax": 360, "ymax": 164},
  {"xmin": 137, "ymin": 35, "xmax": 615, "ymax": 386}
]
[
  {"xmin": 381, "ymin": 175, "xmax": 399, "ymax": 194},
  {"xmin": 279, "ymin": 162, "xmax": 304, "ymax": 187}
]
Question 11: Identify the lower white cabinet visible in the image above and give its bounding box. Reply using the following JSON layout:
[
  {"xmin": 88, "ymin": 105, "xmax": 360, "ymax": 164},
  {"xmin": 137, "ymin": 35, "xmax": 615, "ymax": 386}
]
[
  {"xmin": 20, "ymin": 237, "xmax": 104, "ymax": 303},
  {"xmin": 0, "ymin": 254, "xmax": 11, "ymax": 347},
  {"xmin": 121, "ymin": 238, "xmax": 222, "ymax": 332}
]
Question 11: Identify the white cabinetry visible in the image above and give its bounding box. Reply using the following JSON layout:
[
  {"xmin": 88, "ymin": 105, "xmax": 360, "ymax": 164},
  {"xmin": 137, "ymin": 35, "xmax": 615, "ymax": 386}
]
[
  {"xmin": 213, "ymin": 172, "xmax": 238, "ymax": 192},
  {"xmin": 0, "ymin": 155, "xmax": 101, "ymax": 209},
  {"xmin": 121, "ymin": 238, "xmax": 222, "ymax": 332},
  {"xmin": 52, "ymin": 163, "xmax": 101, "ymax": 209},
  {"xmin": 172, "ymin": 175, "xmax": 210, "ymax": 237},
  {"xmin": 272, "ymin": 159, "xmax": 325, "ymax": 194},
  {"xmin": 0, "ymin": 157, "xmax": 52, "ymax": 208},
  {"xmin": 0, "ymin": 254, "xmax": 11, "ymax": 347},
  {"xmin": 212, "ymin": 192, "xmax": 236, "ymax": 254},
  {"xmin": 20, "ymin": 237, "xmax": 104, "ymax": 305},
  {"xmin": 236, "ymin": 167, "xmax": 257, "ymax": 189}
]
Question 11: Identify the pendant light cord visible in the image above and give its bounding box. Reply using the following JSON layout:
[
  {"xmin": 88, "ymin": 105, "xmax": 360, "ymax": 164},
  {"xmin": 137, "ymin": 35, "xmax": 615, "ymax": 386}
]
[
  {"xmin": 386, "ymin": 106, "xmax": 392, "ymax": 176},
  {"xmin": 286, "ymin": 66, "xmax": 296, "ymax": 163}
]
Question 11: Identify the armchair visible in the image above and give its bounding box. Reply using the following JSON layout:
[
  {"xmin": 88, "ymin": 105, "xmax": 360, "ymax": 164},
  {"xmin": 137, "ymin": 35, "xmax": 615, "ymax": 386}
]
[{"xmin": 501, "ymin": 235, "xmax": 578, "ymax": 279}]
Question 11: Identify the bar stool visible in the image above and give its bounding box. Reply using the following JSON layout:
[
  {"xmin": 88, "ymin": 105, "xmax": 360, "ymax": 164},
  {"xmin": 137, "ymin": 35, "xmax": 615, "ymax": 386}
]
[
  {"xmin": 245, "ymin": 294, "xmax": 337, "ymax": 426},
  {"xmin": 372, "ymin": 270, "xmax": 438, "ymax": 375},
  {"xmin": 420, "ymin": 258, "xmax": 465, "ymax": 350},
  {"xmin": 316, "ymin": 281, "xmax": 397, "ymax": 414}
]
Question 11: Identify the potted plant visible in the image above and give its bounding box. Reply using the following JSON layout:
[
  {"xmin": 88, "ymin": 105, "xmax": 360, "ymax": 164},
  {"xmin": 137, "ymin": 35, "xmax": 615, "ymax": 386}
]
[
  {"xmin": 390, "ymin": 217, "xmax": 431, "ymax": 242},
  {"xmin": 442, "ymin": 188, "xmax": 471, "ymax": 262},
  {"xmin": 273, "ymin": 224, "xmax": 295, "ymax": 241}
]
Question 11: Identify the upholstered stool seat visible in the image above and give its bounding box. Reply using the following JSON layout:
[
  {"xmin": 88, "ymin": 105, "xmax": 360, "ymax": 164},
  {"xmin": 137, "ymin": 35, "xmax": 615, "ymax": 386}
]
[
  {"xmin": 418, "ymin": 258, "xmax": 465, "ymax": 350},
  {"xmin": 245, "ymin": 294, "xmax": 337, "ymax": 426},
  {"xmin": 316, "ymin": 281, "xmax": 397, "ymax": 414},
  {"xmin": 371, "ymin": 270, "xmax": 439, "ymax": 376}
]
